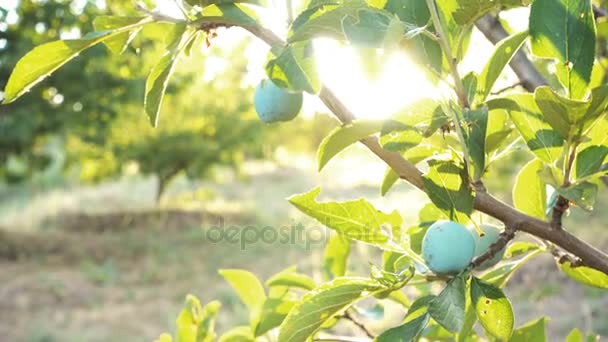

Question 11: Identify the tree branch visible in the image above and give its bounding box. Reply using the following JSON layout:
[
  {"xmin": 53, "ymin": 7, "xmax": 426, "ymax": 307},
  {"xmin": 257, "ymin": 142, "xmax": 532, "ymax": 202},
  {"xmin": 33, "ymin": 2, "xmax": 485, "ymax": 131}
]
[
  {"xmin": 242, "ymin": 24, "xmax": 608, "ymax": 274},
  {"xmin": 471, "ymin": 223, "xmax": 517, "ymax": 269},
  {"xmin": 343, "ymin": 310, "xmax": 374, "ymax": 339}
]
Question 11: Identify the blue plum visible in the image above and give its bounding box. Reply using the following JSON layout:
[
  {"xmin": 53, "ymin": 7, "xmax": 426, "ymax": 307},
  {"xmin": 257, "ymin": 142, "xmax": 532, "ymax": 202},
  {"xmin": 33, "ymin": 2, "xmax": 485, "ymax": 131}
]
[
  {"xmin": 254, "ymin": 79, "xmax": 303, "ymax": 123},
  {"xmin": 422, "ymin": 220, "xmax": 476, "ymax": 274}
]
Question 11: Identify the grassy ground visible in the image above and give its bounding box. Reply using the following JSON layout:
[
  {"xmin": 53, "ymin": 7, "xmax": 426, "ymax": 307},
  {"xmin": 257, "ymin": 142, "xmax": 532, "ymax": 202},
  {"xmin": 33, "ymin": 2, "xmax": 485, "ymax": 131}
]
[{"xmin": 0, "ymin": 147, "xmax": 606, "ymax": 341}]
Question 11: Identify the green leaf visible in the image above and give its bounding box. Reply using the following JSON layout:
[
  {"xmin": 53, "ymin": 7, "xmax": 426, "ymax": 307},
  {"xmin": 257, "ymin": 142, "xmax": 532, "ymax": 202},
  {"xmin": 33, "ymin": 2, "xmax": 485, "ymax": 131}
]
[
  {"xmin": 471, "ymin": 277, "xmax": 514, "ymax": 341},
  {"xmin": 266, "ymin": 267, "xmax": 317, "ymax": 291},
  {"xmin": 323, "ymin": 234, "xmax": 351, "ymax": 280},
  {"xmin": 461, "ymin": 106, "xmax": 489, "ymax": 180},
  {"xmin": 218, "ymin": 326, "xmax": 254, "ymax": 342},
  {"xmin": 428, "ymin": 274, "xmax": 467, "ymax": 333},
  {"xmin": 380, "ymin": 98, "xmax": 445, "ymax": 152},
  {"xmin": 566, "ymin": 328, "xmax": 584, "ymax": 342},
  {"xmin": 375, "ymin": 295, "xmax": 434, "ymax": 342},
  {"xmin": 195, "ymin": 3, "xmax": 259, "ymax": 27},
  {"xmin": 422, "ymin": 160, "xmax": 474, "ymax": 224},
  {"xmin": 476, "ymin": 30, "xmax": 529, "ymax": 104},
  {"xmin": 288, "ymin": 187, "xmax": 405, "ymax": 251},
  {"xmin": 93, "ymin": 16, "xmax": 147, "ymax": 55},
  {"xmin": 559, "ymin": 261, "xmax": 608, "ymax": 289},
  {"xmin": 219, "ymin": 269, "xmax": 266, "ymax": 311},
  {"xmin": 2, "ymin": 18, "xmax": 151, "ymax": 104},
  {"xmin": 485, "ymin": 108, "xmax": 515, "ymax": 155},
  {"xmin": 382, "ymin": 0, "xmax": 442, "ymax": 75},
  {"xmin": 318, "ymin": 120, "xmax": 383, "ymax": 171},
  {"xmin": 277, "ymin": 277, "xmax": 384, "ymax": 342},
  {"xmin": 556, "ymin": 181, "xmax": 598, "ymax": 211},
  {"xmin": 255, "ymin": 294, "xmax": 296, "ymax": 336},
  {"xmin": 534, "ymin": 86, "xmax": 591, "ymax": 140},
  {"xmin": 375, "ymin": 313, "xmax": 429, "ymax": 341},
  {"xmin": 175, "ymin": 296, "xmax": 221, "ymax": 342},
  {"xmin": 341, "ymin": 8, "xmax": 407, "ymax": 49},
  {"xmin": 504, "ymin": 242, "xmax": 542, "ymax": 259},
  {"xmin": 266, "ymin": 41, "xmax": 320, "ymax": 94},
  {"xmin": 453, "ymin": 0, "xmax": 530, "ymax": 26},
  {"xmin": 482, "ymin": 248, "xmax": 543, "ymax": 288},
  {"xmin": 529, "ymin": 0, "xmax": 596, "ymax": 99},
  {"xmin": 513, "ymin": 159, "xmax": 547, "ymax": 219},
  {"xmin": 575, "ymin": 145, "xmax": 608, "ymax": 179},
  {"xmin": 288, "ymin": 2, "xmax": 364, "ymax": 43},
  {"xmin": 490, "ymin": 94, "xmax": 565, "ymax": 163},
  {"xmin": 511, "ymin": 317, "xmax": 548, "ymax": 342},
  {"xmin": 144, "ymin": 25, "xmax": 190, "ymax": 127},
  {"xmin": 381, "ymin": 168, "xmax": 400, "ymax": 196}
]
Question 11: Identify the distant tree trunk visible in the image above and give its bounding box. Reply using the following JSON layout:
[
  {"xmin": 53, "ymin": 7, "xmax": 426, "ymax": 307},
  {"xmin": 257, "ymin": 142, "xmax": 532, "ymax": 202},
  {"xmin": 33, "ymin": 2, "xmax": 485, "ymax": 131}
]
[{"xmin": 156, "ymin": 175, "xmax": 168, "ymax": 204}]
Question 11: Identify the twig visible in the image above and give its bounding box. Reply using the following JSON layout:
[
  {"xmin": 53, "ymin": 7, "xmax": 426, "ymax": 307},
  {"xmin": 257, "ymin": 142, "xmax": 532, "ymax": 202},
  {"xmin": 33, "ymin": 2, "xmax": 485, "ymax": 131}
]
[
  {"xmin": 593, "ymin": 5, "xmax": 608, "ymax": 19},
  {"xmin": 470, "ymin": 223, "xmax": 517, "ymax": 268},
  {"xmin": 314, "ymin": 336, "xmax": 371, "ymax": 342},
  {"xmin": 424, "ymin": 0, "xmax": 470, "ymax": 108},
  {"xmin": 490, "ymin": 82, "xmax": 524, "ymax": 95},
  {"xmin": 343, "ymin": 310, "xmax": 374, "ymax": 339},
  {"xmin": 539, "ymin": 239, "xmax": 583, "ymax": 267}
]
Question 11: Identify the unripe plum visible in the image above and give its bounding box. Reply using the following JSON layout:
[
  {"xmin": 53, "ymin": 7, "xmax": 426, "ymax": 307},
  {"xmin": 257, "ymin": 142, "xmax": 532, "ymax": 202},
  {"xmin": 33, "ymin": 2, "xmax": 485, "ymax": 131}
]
[
  {"xmin": 422, "ymin": 220, "xmax": 476, "ymax": 274},
  {"xmin": 469, "ymin": 224, "xmax": 505, "ymax": 270},
  {"xmin": 254, "ymin": 79, "xmax": 303, "ymax": 123}
]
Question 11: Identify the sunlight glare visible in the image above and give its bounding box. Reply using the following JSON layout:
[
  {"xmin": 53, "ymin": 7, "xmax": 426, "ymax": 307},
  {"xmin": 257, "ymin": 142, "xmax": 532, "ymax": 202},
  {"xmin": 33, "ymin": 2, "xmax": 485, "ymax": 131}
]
[{"xmin": 314, "ymin": 39, "xmax": 439, "ymax": 120}]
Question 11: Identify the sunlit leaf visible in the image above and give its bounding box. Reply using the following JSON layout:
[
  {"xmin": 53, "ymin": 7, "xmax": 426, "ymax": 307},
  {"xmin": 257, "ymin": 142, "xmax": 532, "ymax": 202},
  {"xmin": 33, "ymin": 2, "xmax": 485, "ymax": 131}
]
[
  {"xmin": 144, "ymin": 25, "xmax": 190, "ymax": 127},
  {"xmin": 323, "ymin": 234, "xmax": 351, "ymax": 280},
  {"xmin": 476, "ymin": 30, "xmax": 529, "ymax": 103},
  {"xmin": 266, "ymin": 266, "xmax": 317, "ymax": 291},
  {"xmin": 422, "ymin": 160, "xmax": 474, "ymax": 224},
  {"xmin": 453, "ymin": 0, "xmax": 530, "ymax": 25},
  {"xmin": 218, "ymin": 326, "xmax": 254, "ymax": 342},
  {"xmin": 288, "ymin": 187, "xmax": 405, "ymax": 251},
  {"xmin": 375, "ymin": 295, "xmax": 434, "ymax": 342},
  {"xmin": 318, "ymin": 120, "xmax": 382, "ymax": 171},
  {"xmin": 511, "ymin": 317, "xmax": 548, "ymax": 342},
  {"xmin": 93, "ymin": 16, "xmax": 147, "ymax": 54},
  {"xmin": 266, "ymin": 41, "xmax": 320, "ymax": 94},
  {"xmin": 513, "ymin": 159, "xmax": 546, "ymax": 219},
  {"xmin": 277, "ymin": 277, "xmax": 384, "ymax": 342},
  {"xmin": 482, "ymin": 248, "xmax": 543, "ymax": 288},
  {"xmin": 529, "ymin": 0, "xmax": 596, "ymax": 99},
  {"xmin": 219, "ymin": 269, "xmax": 266, "ymax": 311},
  {"xmin": 559, "ymin": 261, "xmax": 608, "ymax": 289},
  {"xmin": 471, "ymin": 277, "xmax": 514, "ymax": 341},
  {"xmin": 575, "ymin": 145, "xmax": 608, "ymax": 180},
  {"xmin": 2, "ymin": 18, "xmax": 151, "ymax": 104},
  {"xmin": 489, "ymin": 94, "xmax": 564, "ymax": 163}
]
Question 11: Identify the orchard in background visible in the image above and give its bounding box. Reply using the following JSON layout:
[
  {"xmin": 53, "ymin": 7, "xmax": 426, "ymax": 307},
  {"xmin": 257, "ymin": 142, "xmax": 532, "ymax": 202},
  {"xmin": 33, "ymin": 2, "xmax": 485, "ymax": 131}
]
[{"xmin": 3, "ymin": 0, "xmax": 608, "ymax": 341}]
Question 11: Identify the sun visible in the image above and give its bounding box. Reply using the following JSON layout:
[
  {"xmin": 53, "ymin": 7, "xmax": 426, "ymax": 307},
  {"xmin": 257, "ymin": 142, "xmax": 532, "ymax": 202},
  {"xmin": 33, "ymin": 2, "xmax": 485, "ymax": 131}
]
[{"xmin": 313, "ymin": 38, "xmax": 439, "ymax": 120}]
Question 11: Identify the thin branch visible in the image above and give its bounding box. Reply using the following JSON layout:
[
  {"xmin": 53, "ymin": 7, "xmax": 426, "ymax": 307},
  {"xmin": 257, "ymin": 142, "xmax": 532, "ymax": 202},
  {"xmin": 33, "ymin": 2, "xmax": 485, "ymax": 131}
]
[
  {"xmin": 490, "ymin": 82, "xmax": 524, "ymax": 95},
  {"xmin": 343, "ymin": 311, "xmax": 374, "ymax": 339},
  {"xmin": 593, "ymin": 5, "xmax": 608, "ymax": 19},
  {"xmin": 471, "ymin": 223, "xmax": 517, "ymax": 269},
  {"xmin": 424, "ymin": 0, "xmax": 470, "ymax": 108},
  {"xmin": 314, "ymin": 336, "xmax": 371, "ymax": 342}
]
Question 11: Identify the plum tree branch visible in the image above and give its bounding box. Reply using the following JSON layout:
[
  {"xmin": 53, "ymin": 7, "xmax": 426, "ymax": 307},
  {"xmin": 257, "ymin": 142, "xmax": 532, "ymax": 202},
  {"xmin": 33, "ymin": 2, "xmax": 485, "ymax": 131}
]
[
  {"xmin": 133, "ymin": 4, "xmax": 608, "ymax": 274},
  {"xmin": 471, "ymin": 223, "xmax": 517, "ymax": 269},
  {"xmin": 242, "ymin": 24, "xmax": 608, "ymax": 275}
]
